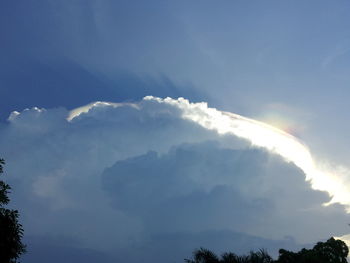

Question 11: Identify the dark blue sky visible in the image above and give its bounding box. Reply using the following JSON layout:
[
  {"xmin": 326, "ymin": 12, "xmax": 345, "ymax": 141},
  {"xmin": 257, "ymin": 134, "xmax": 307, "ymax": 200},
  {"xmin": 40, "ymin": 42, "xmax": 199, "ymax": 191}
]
[{"xmin": 2, "ymin": 0, "xmax": 350, "ymax": 162}]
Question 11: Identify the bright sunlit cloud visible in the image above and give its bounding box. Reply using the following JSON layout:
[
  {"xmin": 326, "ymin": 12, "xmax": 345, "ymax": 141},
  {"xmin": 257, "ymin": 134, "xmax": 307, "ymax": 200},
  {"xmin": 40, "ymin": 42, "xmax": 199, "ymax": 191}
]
[
  {"xmin": 142, "ymin": 96, "xmax": 350, "ymax": 210},
  {"xmin": 67, "ymin": 101, "xmax": 138, "ymax": 121},
  {"xmin": 2, "ymin": 95, "xmax": 349, "ymax": 263}
]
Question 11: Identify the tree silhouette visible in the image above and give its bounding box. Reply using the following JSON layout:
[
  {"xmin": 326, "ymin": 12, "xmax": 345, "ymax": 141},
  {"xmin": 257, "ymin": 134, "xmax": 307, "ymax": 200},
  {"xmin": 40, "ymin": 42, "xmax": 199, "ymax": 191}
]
[
  {"xmin": 277, "ymin": 237, "xmax": 348, "ymax": 263},
  {"xmin": 0, "ymin": 158, "xmax": 26, "ymax": 263},
  {"xmin": 185, "ymin": 248, "xmax": 273, "ymax": 263},
  {"xmin": 185, "ymin": 248, "xmax": 220, "ymax": 263},
  {"xmin": 185, "ymin": 237, "xmax": 348, "ymax": 263}
]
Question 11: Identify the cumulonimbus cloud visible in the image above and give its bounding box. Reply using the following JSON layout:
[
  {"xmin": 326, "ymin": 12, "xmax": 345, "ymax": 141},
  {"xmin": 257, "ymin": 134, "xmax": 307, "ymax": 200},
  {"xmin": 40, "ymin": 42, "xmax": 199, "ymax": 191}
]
[
  {"xmin": 1, "ymin": 96, "xmax": 349, "ymax": 263},
  {"xmin": 69, "ymin": 96, "xmax": 350, "ymax": 209}
]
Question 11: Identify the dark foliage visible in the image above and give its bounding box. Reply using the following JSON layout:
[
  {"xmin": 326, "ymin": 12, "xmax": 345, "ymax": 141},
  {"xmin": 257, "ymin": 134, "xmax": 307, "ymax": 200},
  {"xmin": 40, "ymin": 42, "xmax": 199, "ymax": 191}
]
[
  {"xmin": 185, "ymin": 237, "xmax": 348, "ymax": 263},
  {"xmin": 277, "ymin": 237, "xmax": 348, "ymax": 263},
  {"xmin": 0, "ymin": 159, "xmax": 26, "ymax": 263},
  {"xmin": 185, "ymin": 247, "xmax": 273, "ymax": 263}
]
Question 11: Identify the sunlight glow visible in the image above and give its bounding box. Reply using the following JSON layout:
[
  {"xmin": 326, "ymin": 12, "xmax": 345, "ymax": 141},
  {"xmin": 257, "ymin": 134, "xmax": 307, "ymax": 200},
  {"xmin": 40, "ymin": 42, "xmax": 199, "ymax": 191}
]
[
  {"xmin": 68, "ymin": 97, "xmax": 350, "ymax": 211},
  {"xmin": 146, "ymin": 96, "xmax": 350, "ymax": 211}
]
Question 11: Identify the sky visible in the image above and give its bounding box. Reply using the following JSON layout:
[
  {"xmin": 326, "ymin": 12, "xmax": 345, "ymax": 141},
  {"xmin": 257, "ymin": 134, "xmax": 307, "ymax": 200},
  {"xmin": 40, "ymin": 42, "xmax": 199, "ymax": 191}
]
[{"xmin": 1, "ymin": 1, "xmax": 350, "ymax": 262}]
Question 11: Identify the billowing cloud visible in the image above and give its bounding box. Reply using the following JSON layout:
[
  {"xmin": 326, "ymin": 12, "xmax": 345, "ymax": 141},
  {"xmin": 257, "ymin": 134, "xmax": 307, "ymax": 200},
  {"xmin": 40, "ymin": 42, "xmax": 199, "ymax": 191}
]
[
  {"xmin": 0, "ymin": 97, "xmax": 349, "ymax": 263},
  {"xmin": 102, "ymin": 142, "xmax": 348, "ymax": 241}
]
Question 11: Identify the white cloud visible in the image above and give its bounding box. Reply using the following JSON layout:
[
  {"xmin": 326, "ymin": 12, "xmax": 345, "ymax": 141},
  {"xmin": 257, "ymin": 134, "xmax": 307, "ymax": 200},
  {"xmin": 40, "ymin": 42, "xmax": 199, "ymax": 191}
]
[
  {"xmin": 0, "ymin": 96, "xmax": 349, "ymax": 263},
  {"xmin": 144, "ymin": 97, "xmax": 350, "ymax": 208}
]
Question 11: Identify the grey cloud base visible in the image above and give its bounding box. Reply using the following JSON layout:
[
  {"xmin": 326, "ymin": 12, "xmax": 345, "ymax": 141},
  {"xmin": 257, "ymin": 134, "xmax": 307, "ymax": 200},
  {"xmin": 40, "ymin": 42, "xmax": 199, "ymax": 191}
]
[
  {"xmin": 102, "ymin": 142, "xmax": 348, "ymax": 242},
  {"xmin": 0, "ymin": 97, "xmax": 348, "ymax": 263}
]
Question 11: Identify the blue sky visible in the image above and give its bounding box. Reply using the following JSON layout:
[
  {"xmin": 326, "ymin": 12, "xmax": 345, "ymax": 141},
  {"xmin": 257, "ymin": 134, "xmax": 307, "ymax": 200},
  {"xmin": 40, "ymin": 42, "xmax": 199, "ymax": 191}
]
[
  {"xmin": 2, "ymin": 0, "xmax": 350, "ymax": 159},
  {"xmin": 1, "ymin": 1, "xmax": 350, "ymax": 262}
]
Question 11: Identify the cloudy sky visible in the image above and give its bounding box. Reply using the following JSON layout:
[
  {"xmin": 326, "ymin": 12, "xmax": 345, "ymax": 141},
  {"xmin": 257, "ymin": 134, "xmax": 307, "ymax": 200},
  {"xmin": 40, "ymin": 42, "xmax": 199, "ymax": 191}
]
[{"xmin": 1, "ymin": 1, "xmax": 350, "ymax": 262}]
